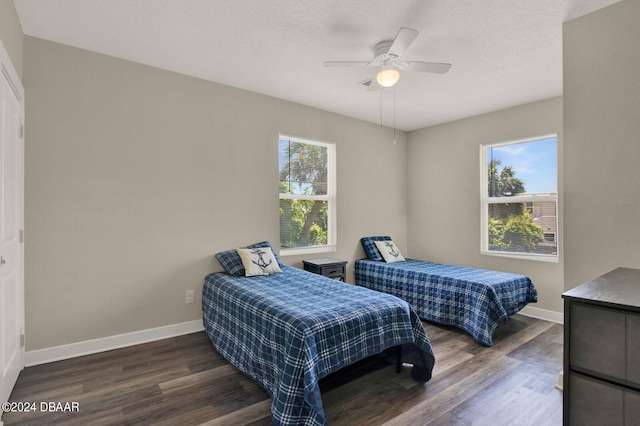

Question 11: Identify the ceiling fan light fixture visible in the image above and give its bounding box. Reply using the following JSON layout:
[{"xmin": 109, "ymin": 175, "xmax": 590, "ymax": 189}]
[{"xmin": 376, "ymin": 67, "xmax": 400, "ymax": 87}]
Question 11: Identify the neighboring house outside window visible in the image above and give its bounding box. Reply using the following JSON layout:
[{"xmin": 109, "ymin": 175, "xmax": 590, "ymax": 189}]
[
  {"xmin": 481, "ymin": 135, "xmax": 558, "ymax": 262},
  {"xmin": 279, "ymin": 135, "xmax": 336, "ymax": 255}
]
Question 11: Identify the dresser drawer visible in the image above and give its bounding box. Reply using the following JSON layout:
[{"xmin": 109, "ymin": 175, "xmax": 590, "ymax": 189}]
[
  {"xmin": 626, "ymin": 390, "xmax": 640, "ymax": 424},
  {"xmin": 627, "ymin": 313, "xmax": 640, "ymax": 384},
  {"xmin": 570, "ymin": 302, "xmax": 640, "ymax": 387},
  {"xmin": 569, "ymin": 372, "xmax": 624, "ymax": 426},
  {"xmin": 570, "ymin": 302, "xmax": 626, "ymax": 380}
]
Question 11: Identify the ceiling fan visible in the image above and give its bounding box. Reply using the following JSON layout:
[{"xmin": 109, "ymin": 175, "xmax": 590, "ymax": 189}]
[{"xmin": 323, "ymin": 27, "xmax": 451, "ymax": 90}]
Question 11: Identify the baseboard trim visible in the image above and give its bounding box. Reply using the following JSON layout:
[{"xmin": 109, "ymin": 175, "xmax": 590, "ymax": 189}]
[
  {"xmin": 518, "ymin": 306, "xmax": 563, "ymax": 324},
  {"xmin": 22, "ymin": 308, "xmax": 560, "ymax": 367},
  {"xmin": 555, "ymin": 370, "xmax": 564, "ymax": 391},
  {"xmin": 24, "ymin": 320, "xmax": 204, "ymax": 367}
]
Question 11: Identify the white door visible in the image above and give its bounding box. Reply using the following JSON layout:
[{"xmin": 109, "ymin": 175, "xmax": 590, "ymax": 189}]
[{"xmin": 0, "ymin": 51, "xmax": 24, "ymax": 405}]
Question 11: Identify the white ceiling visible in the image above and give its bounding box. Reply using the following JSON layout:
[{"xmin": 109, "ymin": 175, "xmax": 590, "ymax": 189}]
[{"xmin": 14, "ymin": 0, "xmax": 622, "ymax": 131}]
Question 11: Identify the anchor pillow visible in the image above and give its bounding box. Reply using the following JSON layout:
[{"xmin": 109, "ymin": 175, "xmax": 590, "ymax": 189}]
[
  {"xmin": 237, "ymin": 247, "xmax": 282, "ymax": 276},
  {"xmin": 374, "ymin": 240, "xmax": 406, "ymax": 263},
  {"xmin": 216, "ymin": 241, "xmax": 284, "ymax": 276}
]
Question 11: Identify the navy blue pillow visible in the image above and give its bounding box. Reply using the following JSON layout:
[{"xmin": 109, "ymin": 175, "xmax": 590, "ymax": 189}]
[
  {"xmin": 360, "ymin": 236, "xmax": 392, "ymax": 261},
  {"xmin": 215, "ymin": 241, "xmax": 283, "ymax": 276}
]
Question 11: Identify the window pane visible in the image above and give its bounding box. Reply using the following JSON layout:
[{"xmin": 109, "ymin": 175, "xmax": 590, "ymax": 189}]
[
  {"xmin": 279, "ymin": 139, "xmax": 328, "ymax": 196},
  {"xmin": 483, "ymin": 136, "xmax": 558, "ymax": 259},
  {"xmin": 488, "ymin": 200, "xmax": 557, "ymax": 255},
  {"xmin": 487, "ymin": 137, "xmax": 557, "ymax": 197},
  {"xmin": 280, "ymin": 199, "xmax": 328, "ymax": 248}
]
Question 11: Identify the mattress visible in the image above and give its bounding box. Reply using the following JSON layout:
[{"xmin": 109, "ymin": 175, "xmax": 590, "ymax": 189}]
[
  {"xmin": 355, "ymin": 259, "xmax": 538, "ymax": 346},
  {"xmin": 202, "ymin": 265, "xmax": 435, "ymax": 425}
]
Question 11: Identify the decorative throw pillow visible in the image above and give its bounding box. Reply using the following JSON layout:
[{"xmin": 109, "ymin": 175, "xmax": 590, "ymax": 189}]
[
  {"xmin": 360, "ymin": 236, "xmax": 392, "ymax": 261},
  {"xmin": 215, "ymin": 249, "xmax": 246, "ymax": 276},
  {"xmin": 374, "ymin": 240, "xmax": 406, "ymax": 263},
  {"xmin": 237, "ymin": 247, "xmax": 282, "ymax": 276},
  {"xmin": 215, "ymin": 241, "xmax": 283, "ymax": 276},
  {"xmin": 248, "ymin": 241, "xmax": 284, "ymax": 267}
]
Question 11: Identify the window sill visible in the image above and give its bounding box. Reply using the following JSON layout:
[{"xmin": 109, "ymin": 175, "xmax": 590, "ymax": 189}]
[
  {"xmin": 280, "ymin": 245, "xmax": 336, "ymax": 257},
  {"xmin": 481, "ymin": 250, "xmax": 559, "ymax": 263}
]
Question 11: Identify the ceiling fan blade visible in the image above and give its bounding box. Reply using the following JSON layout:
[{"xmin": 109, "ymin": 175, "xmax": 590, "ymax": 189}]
[
  {"xmin": 387, "ymin": 27, "xmax": 419, "ymax": 58},
  {"xmin": 323, "ymin": 61, "xmax": 375, "ymax": 67},
  {"xmin": 358, "ymin": 78, "xmax": 382, "ymax": 91},
  {"xmin": 364, "ymin": 78, "xmax": 382, "ymax": 91},
  {"xmin": 405, "ymin": 61, "xmax": 452, "ymax": 74}
]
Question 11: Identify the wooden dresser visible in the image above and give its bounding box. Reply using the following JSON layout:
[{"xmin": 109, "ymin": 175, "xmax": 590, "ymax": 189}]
[{"xmin": 562, "ymin": 267, "xmax": 640, "ymax": 425}]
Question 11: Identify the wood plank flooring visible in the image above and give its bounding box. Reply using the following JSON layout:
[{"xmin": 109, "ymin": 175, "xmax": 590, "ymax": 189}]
[{"xmin": 2, "ymin": 315, "xmax": 563, "ymax": 425}]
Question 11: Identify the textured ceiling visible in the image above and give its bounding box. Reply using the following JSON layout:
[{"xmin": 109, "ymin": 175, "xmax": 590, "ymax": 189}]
[{"xmin": 14, "ymin": 0, "xmax": 622, "ymax": 131}]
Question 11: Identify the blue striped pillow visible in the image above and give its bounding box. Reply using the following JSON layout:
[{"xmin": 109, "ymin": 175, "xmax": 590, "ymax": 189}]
[{"xmin": 360, "ymin": 236, "xmax": 392, "ymax": 261}]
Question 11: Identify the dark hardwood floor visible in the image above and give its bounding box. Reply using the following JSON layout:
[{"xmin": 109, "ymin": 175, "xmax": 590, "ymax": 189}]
[{"xmin": 2, "ymin": 314, "xmax": 562, "ymax": 425}]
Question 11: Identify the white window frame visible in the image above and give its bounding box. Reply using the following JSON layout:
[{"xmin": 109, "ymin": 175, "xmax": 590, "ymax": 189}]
[
  {"xmin": 480, "ymin": 134, "xmax": 559, "ymax": 263},
  {"xmin": 279, "ymin": 134, "xmax": 336, "ymax": 256}
]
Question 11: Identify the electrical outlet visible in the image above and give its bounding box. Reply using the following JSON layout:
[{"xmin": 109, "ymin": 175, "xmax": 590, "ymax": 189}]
[{"xmin": 186, "ymin": 290, "xmax": 195, "ymax": 304}]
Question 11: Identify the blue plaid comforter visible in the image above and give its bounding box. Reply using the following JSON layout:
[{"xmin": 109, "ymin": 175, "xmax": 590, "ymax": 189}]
[
  {"xmin": 355, "ymin": 259, "xmax": 538, "ymax": 346},
  {"xmin": 202, "ymin": 266, "xmax": 435, "ymax": 426}
]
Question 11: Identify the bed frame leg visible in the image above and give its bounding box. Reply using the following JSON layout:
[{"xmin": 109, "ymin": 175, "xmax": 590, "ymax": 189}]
[{"xmin": 396, "ymin": 345, "xmax": 402, "ymax": 373}]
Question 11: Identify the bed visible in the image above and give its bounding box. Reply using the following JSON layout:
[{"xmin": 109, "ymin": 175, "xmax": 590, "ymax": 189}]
[
  {"xmin": 203, "ymin": 242, "xmax": 435, "ymax": 426},
  {"xmin": 355, "ymin": 236, "xmax": 538, "ymax": 346}
]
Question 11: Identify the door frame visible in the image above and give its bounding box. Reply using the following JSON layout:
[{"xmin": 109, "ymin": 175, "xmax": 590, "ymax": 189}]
[{"xmin": 0, "ymin": 36, "xmax": 25, "ymax": 414}]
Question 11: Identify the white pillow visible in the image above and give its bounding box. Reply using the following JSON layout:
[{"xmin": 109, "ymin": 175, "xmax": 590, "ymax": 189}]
[
  {"xmin": 236, "ymin": 247, "xmax": 282, "ymax": 276},
  {"xmin": 374, "ymin": 240, "xmax": 406, "ymax": 263}
]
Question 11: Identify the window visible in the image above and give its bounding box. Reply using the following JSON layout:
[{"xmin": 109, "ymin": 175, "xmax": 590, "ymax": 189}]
[
  {"xmin": 279, "ymin": 135, "xmax": 335, "ymax": 255},
  {"xmin": 481, "ymin": 135, "xmax": 558, "ymax": 261}
]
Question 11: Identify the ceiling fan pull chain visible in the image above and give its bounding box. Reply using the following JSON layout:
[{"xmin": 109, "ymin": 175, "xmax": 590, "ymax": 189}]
[
  {"xmin": 379, "ymin": 87, "xmax": 383, "ymax": 132},
  {"xmin": 393, "ymin": 86, "xmax": 397, "ymax": 144}
]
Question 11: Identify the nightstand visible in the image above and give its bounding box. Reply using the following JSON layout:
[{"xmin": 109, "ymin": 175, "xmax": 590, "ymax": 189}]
[{"xmin": 303, "ymin": 258, "xmax": 348, "ymax": 282}]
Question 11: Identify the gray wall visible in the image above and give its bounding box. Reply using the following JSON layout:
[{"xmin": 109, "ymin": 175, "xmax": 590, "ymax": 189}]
[
  {"xmin": 0, "ymin": 0, "xmax": 23, "ymax": 78},
  {"xmin": 407, "ymin": 97, "xmax": 564, "ymax": 313},
  {"xmin": 23, "ymin": 37, "xmax": 408, "ymax": 351},
  {"xmin": 18, "ymin": 0, "xmax": 639, "ymax": 352},
  {"xmin": 563, "ymin": 0, "xmax": 640, "ymax": 290}
]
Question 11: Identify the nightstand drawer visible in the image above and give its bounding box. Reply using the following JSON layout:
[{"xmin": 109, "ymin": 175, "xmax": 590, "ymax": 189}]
[
  {"xmin": 322, "ymin": 267, "xmax": 345, "ymax": 278},
  {"xmin": 303, "ymin": 258, "xmax": 348, "ymax": 282}
]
